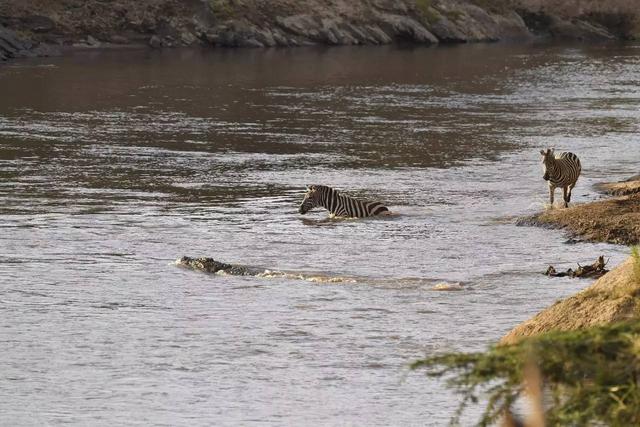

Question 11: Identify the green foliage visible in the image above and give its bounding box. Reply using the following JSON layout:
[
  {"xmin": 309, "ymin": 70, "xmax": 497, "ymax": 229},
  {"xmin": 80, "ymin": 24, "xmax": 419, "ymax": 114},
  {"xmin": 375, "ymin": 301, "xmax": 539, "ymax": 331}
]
[
  {"xmin": 415, "ymin": 0, "xmax": 440, "ymax": 24},
  {"xmin": 412, "ymin": 321, "xmax": 640, "ymax": 426},
  {"xmin": 208, "ymin": 0, "xmax": 234, "ymax": 19},
  {"xmin": 632, "ymin": 246, "xmax": 640, "ymax": 284}
]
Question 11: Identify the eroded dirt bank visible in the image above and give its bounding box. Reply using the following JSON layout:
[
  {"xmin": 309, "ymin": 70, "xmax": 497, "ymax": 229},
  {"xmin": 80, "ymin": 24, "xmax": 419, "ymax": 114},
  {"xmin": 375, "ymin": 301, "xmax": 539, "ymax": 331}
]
[
  {"xmin": 518, "ymin": 176, "xmax": 640, "ymax": 246},
  {"xmin": 1, "ymin": 0, "xmax": 639, "ymax": 61},
  {"xmin": 501, "ymin": 255, "xmax": 640, "ymax": 345}
]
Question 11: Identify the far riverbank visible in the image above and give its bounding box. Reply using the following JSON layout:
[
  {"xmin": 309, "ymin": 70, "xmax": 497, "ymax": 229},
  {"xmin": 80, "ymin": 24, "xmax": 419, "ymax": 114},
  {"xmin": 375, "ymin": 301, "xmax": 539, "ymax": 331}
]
[{"xmin": 2, "ymin": 0, "xmax": 639, "ymax": 62}]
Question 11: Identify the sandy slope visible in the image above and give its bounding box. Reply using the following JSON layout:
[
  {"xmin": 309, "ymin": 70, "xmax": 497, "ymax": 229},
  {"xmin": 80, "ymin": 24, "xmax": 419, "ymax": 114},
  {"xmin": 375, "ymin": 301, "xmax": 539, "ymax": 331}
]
[{"xmin": 501, "ymin": 256, "xmax": 640, "ymax": 344}]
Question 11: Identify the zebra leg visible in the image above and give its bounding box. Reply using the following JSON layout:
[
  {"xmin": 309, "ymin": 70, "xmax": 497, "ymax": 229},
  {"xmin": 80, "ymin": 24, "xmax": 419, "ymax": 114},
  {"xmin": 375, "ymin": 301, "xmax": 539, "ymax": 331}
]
[
  {"xmin": 548, "ymin": 184, "xmax": 555, "ymax": 208},
  {"xmin": 567, "ymin": 183, "xmax": 575, "ymax": 204},
  {"xmin": 562, "ymin": 186, "xmax": 569, "ymax": 208}
]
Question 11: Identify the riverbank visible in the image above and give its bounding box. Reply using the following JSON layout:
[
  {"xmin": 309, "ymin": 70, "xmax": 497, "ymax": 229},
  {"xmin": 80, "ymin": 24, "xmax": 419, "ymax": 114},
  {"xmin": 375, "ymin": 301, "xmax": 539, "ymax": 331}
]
[
  {"xmin": 1, "ymin": 0, "xmax": 639, "ymax": 61},
  {"xmin": 503, "ymin": 175, "xmax": 640, "ymax": 344},
  {"xmin": 501, "ymin": 254, "xmax": 640, "ymax": 344},
  {"xmin": 517, "ymin": 176, "xmax": 640, "ymax": 246}
]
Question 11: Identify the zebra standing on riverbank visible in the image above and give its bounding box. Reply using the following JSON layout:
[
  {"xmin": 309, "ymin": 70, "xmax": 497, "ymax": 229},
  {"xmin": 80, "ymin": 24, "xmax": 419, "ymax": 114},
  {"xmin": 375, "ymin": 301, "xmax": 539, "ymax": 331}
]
[
  {"xmin": 298, "ymin": 185, "xmax": 390, "ymax": 218},
  {"xmin": 540, "ymin": 148, "xmax": 581, "ymax": 208}
]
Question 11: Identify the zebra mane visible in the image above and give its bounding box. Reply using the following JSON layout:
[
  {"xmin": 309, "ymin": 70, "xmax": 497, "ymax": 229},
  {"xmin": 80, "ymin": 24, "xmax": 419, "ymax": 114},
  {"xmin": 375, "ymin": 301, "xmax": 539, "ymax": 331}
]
[{"xmin": 312, "ymin": 185, "xmax": 339, "ymax": 195}]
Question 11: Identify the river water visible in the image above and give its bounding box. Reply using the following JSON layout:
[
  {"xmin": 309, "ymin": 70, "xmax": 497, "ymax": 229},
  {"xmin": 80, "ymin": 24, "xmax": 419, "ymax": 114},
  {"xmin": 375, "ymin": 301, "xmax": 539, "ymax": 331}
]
[{"xmin": 1, "ymin": 42, "xmax": 639, "ymax": 426}]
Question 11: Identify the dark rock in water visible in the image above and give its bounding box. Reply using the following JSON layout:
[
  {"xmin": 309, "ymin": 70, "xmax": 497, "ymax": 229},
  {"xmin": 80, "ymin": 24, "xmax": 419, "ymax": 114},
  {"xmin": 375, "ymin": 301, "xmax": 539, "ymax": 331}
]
[
  {"xmin": 110, "ymin": 35, "xmax": 130, "ymax": 44},
  {"xmin": 162, "ymin": 35, "xmax": 177, "ymax": 47},
  {"xmin": 148, "ymin": 35, "xmax": 163, "ymax": 48},
  {"xmin": 86, "ymin": 35, "xmax": 100, "ymax": 46},
  {"xmin": 176, "ymin": 256, "xmax": 261, "ymax": 276},
  {"xmin": 180, "ymin": 31, "xmax": 197, "ymax": 46},
  {"xmin": 30, "ymin": 43, "xmax": 60, "ymax": 57},
  {"xmin": 214, "ymin": 27, "xmax": 238, "ymax": 47}
]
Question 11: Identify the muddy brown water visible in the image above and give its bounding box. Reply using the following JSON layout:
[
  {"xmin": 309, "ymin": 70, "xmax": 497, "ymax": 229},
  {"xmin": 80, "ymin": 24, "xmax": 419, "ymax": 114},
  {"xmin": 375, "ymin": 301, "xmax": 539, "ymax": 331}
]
[{"xmin": 1, "ymin": 43, "xmax": 639, "ymax": 425}]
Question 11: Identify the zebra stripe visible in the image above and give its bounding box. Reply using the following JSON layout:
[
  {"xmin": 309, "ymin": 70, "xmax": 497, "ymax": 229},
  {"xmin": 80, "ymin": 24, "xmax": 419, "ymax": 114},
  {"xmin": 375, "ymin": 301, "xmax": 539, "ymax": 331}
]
[
  {"xmin": 298, "ymin": 185, "xmax": 389, "ymax": 218},
  {"xmin": 540, "ymin": 149, "xmax": 581, "ymax": 208}
]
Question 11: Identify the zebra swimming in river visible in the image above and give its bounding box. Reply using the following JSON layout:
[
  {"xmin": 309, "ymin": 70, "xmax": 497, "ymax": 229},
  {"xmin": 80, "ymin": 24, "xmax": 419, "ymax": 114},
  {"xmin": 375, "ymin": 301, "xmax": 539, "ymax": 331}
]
[
  {"xmin": 298, "ymin": 185, "xmax": 390, "ymax": 218},
  {"xmin": 540, "ymin": 148, "xmax": 581, "ymax": 208}
]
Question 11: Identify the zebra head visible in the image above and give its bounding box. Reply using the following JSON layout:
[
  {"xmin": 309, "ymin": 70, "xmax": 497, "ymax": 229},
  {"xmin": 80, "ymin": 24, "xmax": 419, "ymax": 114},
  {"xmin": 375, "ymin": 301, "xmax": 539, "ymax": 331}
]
[
  {"xmin": 540, "ymin": 148, "xmax": 555, "ymax": 181},
  {"xmin": 298, "ymin": 185, "xmax": 324, "ymax": 215},
  {"xmin": 299, "ymin": 185, "xmax": 320, "ymax": 214}
]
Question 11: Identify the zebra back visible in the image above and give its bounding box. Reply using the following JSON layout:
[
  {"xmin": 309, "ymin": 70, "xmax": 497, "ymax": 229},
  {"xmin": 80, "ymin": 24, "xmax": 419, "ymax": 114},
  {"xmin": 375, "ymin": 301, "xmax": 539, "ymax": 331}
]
[
  {"xmin": 334, "ymin": 192, "xmax": 388, "ymax": 218},
  {"xmin": 550, "ymin": 152, "xmax": 581, "ymax": 187},
  {"xmin": 301, "ymin": 185, "xmax": 388, "ymax": 218}
]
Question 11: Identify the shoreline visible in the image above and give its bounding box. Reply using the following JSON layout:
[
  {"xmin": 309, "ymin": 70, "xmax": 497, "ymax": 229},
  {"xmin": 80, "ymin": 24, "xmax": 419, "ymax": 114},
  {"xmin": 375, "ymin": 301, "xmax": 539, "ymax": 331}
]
[
  {"xmin": 503, "ymin": 175, "xmax": 640, "ymax": 344},
  {"xmin": 516, "ymin": 177, "xmax": 640, "ymax": 246},
  {"xmin": 2, "ymin": 0, "xmax": 639, "ymax": 63}
]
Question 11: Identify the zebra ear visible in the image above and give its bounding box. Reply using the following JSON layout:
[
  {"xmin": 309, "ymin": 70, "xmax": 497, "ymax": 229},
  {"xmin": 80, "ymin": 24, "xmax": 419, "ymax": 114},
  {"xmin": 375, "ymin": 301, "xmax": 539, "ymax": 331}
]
[
  {"xmin": 540, "ymin": 149, "xmax": 545, "ymax": 155},
  {"xmin": 550, "ymin": 147, "xmax": 555, "ymax": 154}
]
